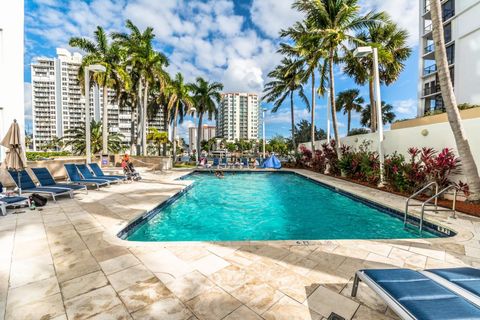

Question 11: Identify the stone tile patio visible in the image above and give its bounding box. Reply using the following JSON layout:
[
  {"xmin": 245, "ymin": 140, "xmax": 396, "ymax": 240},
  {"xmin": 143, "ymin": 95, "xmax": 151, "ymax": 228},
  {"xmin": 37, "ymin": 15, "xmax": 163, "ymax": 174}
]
[{"xmin": 0, "ymin": 168, "xmax": 479, "ymax": 320}]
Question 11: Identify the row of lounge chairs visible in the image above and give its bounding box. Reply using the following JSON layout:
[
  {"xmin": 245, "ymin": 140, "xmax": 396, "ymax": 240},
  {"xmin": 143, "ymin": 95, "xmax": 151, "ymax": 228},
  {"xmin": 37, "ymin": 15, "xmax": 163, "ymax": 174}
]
[
  {"xmin": 353, "ymin": 267, "xmax": 480, "ymax": 319},
  {"xmin": 1, "ymin": 163, "xmax": 127, "ymax": 215},
  {"xmin": 199, "ymin": 157, "xmax": 263, "ymax": 169}
]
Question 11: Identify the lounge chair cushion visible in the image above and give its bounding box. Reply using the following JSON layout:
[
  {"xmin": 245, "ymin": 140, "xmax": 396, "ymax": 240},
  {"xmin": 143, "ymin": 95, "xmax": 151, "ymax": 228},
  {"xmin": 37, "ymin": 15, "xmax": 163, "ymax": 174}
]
[
  {"xmin": 89, "ymin": 163, "xmax": 124, "ymax": 179},
  {"xmin": 363, "ymin": 269, "xmax": 480, "ymax": 320},
  {"xmin": 428, "ymin": 267, "xmax": 480, "ymax": 296},
  {"xmin": 30, "ymin": 168, "xmax": 57, "ymax": 186},
  {"xmin": 65, "ymin": 164, "xmax": 108, "ymax": 184},
  {"xmin": 25, "ymin": 187, "xmax": 71, "ymax": 195},
  {"xmin": 0, "ymin": 196, "xmax": 28, "ymax": 204},
  {"xmin": 8, "ymin": 170, "xmax": 37, "ymax": 189}
]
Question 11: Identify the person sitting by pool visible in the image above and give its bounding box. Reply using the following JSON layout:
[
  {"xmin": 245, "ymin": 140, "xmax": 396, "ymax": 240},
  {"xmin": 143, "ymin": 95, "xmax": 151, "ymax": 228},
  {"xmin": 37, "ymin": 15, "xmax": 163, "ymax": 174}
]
[{"xmin": 250, "ymin": 158, "xmax": 259, "ymax": 169}]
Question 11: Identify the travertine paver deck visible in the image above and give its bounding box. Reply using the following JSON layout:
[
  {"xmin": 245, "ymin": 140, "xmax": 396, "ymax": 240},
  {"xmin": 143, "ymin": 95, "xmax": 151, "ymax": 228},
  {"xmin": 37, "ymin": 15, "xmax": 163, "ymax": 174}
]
[{"xmin": 0, "ymin": 168, "xmax": 479, "ymax": 320}]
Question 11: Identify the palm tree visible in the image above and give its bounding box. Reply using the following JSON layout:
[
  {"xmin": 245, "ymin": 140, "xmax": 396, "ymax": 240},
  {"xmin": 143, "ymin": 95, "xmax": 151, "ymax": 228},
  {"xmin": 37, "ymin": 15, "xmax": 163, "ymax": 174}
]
[
  {"xmin": 189, "ymin": 77, "xmax": 223, "ymax": 162},
  {"xmin": 430, "ymin": 0, "xmax": 480, "ymax": 202},
  {"xmin": 263, "ymin": 57, "xmax": 310, "ymax": 150},
  {"xmin": 343, "ymin": 19, "xmax": 411, "ymax": 132},
  {"xmin": 360, "ymin": 101, "xmax": 395, "ymax": 128},
  {"xmin": 166, "ymin": 73, "xmax": 194, "ymax": 163},
  {"xmin": 279, "ymin": 22, "xmax": 328, "ymax": 152},
  {"xmin": 294, "ymin": 119, "xmax": 327, "ymax": 143},
  {"xmin": 113, "ymin": 20, "xmax": 169, "ymax": 156},
  {"xmin": 69, "ymin": 26, "xmax": 126, "ymax": 155},
  {"xmin": 293, "ymin": 0, "xmax": 385, "ymax": 155},
  {"xmin": 64, "ymin": 121, "xmax": 124, "ymax": 156},
  {"xmin": 146, "ymin": 127, "xmax": 169, "ymax": 155},
  {"xmin": 336, "ymin": 89, "xmax": 364, "ymax": 134}
]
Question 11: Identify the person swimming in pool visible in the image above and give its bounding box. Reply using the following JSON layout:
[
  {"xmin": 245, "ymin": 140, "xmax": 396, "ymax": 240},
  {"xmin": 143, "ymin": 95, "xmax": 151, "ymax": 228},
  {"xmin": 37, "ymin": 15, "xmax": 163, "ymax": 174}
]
[{"xmin": 214, "ymin": 171, "xmax": 224, "ymax": 179}]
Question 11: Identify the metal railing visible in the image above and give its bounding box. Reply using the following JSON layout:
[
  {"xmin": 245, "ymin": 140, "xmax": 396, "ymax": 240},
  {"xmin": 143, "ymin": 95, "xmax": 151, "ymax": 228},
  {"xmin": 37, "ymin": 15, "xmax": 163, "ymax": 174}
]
[
  {"xmin": 405, "ymin": 182, "xmax": 438, "ymax": 228},
  {"xmin": 419, "ymin": 185, "xmax": 457, "ymax": 232},
  {"xmin": 424, "ymin": 65, "xmax": 437, "ymax": 76}
]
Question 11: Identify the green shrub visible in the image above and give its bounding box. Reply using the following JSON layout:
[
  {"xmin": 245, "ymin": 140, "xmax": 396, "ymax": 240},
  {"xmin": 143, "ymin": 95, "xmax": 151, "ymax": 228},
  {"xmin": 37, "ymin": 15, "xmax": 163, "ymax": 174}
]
[
  {"xmin": 347, "ymin": 128, "xmax": 370, "ymax": 136},
  {"xmin": 26, "ymin": 151, "xmax": 72, "ymax": 161}
]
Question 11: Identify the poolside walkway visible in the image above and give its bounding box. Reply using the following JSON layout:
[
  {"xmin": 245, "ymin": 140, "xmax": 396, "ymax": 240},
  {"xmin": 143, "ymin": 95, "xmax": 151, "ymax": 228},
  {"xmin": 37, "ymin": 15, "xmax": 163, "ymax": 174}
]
[{"xmin": 1, "ymin": 168, "xmax": 479, "ymax": 320}]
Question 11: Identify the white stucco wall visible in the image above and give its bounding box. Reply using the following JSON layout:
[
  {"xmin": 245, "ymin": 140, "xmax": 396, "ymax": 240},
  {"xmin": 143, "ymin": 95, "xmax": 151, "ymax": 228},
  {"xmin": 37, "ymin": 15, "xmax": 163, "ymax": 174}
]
[
  {"xmin": 454, "ymin": 1, "xmax": 480, "ymax": 106},
  {"xmin": 0, "ymin": 0, "xmax": 25, "ymax": 161},
  {"xmin": 302, "ymin": 118, "xmax": 480, "ymax": 181}
]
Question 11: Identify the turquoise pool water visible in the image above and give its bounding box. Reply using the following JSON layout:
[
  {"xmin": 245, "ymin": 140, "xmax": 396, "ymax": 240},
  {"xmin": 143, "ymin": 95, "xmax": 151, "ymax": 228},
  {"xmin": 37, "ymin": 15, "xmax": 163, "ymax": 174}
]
[{"xmin": 126, "ymin": 172, "xmax": 440, "ymax": 241}]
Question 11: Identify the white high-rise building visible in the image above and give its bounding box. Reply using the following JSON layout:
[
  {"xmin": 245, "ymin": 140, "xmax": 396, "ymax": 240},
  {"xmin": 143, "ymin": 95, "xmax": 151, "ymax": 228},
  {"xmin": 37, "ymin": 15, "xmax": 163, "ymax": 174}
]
[
  {"xmin": 189, "ymin": 125, "xmax": 216, "ymax": 152},
  {"xmin": 31, "ymin": 48, "xmax": 165, "ymax": 151},
  {"xmin": 418, "ymin": 0, "xmax": 480, "ymax": 116},
  {"xmin": 0, "ymin": 0, "xmax": 24, "ymax": 161},
  {"xmin": 217, "ymin": 93, "xmax": 259, "ymax": 141}
]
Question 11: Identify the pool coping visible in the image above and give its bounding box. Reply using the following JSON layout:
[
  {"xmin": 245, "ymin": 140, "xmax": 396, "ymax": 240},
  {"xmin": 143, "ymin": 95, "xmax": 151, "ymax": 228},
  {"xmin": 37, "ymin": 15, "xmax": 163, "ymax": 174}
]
[{"xmin": 116, "ymin": 169, "xmax": 460, "ymax": 244}]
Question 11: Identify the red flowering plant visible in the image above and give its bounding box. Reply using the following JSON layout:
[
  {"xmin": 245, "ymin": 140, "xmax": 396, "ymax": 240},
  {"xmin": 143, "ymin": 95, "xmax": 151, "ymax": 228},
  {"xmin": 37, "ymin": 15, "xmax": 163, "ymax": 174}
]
[
  {"xmin": 322, "ymin": 140, "xmax": 341, "ymax": 176},
  {"xmin": 338, "ymin": 141, "xmax": 380, "ymax": 184},
  {"xmin": 296, "ymin": 145, "xmax": 313, "ymax": 168}
]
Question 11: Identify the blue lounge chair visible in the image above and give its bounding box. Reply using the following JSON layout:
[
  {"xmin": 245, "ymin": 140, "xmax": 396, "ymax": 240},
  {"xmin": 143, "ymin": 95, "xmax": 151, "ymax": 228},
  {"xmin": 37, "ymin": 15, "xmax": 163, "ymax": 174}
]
[
  {"xmin": 88, "ymin": 163, "xmax": 126, "ymax": 182},
  {"xmin": 212, "ymin": 158, "xmax": 220, "ymax": 168},
  {"xmin": 0, "ymin": 182, "xmax": 30, "ymax": 215},
  {"xmin": 64, "ymin": 164, "xmax": 110, "ymax": 190},
  {"xmin": 220, "ymin": 157, "xmax": 228, "ymax": 168},
  {"xmin": 424, "ymin": 267, "xmax": 480, "ymax": 305},
  {"xmin": 352, "ymin": 268, "xmax": 480, "ymax": 319},
  {"xmin": 241, "ymin": 158, "xmax": 249, "ymax": 168},
  {"xmin": 31, "ymin": 167, "xmax": 88, "ymax": 194},
  {"xmin": 76, "ymin": 164, "xmax": 118, "ymax": 184},
  {"xmin": 7, "ymin": 169, "xmax": 73, "ymax": 202}
]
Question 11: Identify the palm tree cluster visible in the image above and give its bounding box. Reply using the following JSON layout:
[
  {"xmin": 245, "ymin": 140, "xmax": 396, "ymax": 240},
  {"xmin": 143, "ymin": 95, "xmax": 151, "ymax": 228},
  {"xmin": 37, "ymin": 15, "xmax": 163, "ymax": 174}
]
[
  {"xmin": 68, "ymin": 20, "xmax": 223, "ymax": 163},
  {"xmin": 263, "ymin": 0, "xmax": 411, "ymax": 156}
]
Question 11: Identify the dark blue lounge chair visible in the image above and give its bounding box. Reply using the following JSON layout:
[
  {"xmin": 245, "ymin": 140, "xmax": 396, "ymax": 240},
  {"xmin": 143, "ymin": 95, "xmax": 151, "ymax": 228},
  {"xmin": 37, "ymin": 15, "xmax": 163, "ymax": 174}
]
[
  {"xmin": 64, "ymin": 164, "xmax": 110, "ymax": 190},
  {"xmin": 7, "ymin": 169, "xmax": 73, "ymax": 202},
  {"xmin": 0, "ymin": 182, "xmax": 30, "ymax": 215},
  {"xmin": 31, "ymin": 167, "xmax": 88, "ymax": 195},
  {"xmin": 352, "ymin": 268, "xmax": 480, "ymax": 320},
  {"xmin": 88, "ymin": 163, "xmax": 126, "ymax": 182},
  {"xmin": 212, "ymin": 158, "xmax": 220, "ymax": 168},
  {"xmin": 425, "ymin": 267, "xmax": 480, "ymax": 306},
  {"xmin": 76, "ymin": 164, "xmax": 119, "ymax": 184},
  {"xmin": 241, "ymin": 158, "xmax": 249, "ymax": 168}
]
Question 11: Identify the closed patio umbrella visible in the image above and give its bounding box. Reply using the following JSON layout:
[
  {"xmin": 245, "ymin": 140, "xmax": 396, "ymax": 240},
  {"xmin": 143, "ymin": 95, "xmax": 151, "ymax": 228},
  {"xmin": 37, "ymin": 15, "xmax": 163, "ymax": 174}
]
[{"xmin": 1, "ymin": 120, "xmax": 27, "ymax": 193}]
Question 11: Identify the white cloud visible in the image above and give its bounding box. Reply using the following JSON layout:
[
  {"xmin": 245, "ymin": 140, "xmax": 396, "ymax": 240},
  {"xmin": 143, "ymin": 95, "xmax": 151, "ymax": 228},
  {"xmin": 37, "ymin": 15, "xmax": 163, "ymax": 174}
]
[
  {"xmin": 394, "ymin": 98, "xmax": 417, "ymax": 115},
  {"xmin": 359, "ymin": 0, "xmax": 419, "ymax": 46},
  {"xmin": 177, "ymin": 120, "xmax": 195, "ymax": 140},
  {"xmin": 250, "ymin": 0, "xmax": 303, "ymax": 38}
]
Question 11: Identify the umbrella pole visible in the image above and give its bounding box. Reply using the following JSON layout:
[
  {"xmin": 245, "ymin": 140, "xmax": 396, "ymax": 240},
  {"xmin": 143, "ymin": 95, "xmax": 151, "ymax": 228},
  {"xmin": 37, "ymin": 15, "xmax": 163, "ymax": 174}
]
[{"xmin": 17, "ymin": 171, "xmax": 22, "ymax": 195}]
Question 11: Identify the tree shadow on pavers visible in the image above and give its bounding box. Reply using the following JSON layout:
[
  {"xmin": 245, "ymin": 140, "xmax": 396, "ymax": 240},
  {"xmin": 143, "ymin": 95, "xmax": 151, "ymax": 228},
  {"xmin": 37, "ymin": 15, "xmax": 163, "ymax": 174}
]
[{"xmin": 208, "ymin": 241, "xmax": 405, "ymax": 319}]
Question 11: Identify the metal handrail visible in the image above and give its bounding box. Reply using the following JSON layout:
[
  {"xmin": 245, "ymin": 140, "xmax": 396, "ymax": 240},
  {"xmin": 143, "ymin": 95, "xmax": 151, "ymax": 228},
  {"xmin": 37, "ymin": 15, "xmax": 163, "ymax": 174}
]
[
  {"xmin": 419, "ymin": 185, "xmax": 457, "ymax": 232},
  {"xmin": 404, "ymin": 182, "xmax": 438, "ymax": 227}
]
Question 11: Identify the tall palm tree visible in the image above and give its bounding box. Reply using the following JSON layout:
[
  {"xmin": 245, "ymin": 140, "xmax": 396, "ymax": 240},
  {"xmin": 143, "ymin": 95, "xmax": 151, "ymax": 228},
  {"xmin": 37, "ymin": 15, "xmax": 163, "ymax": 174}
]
[
  {"xmin": 336, "ymin": 89, "xmax": 364, "ymax": 134},
  {"xmin": 344, "ymin": 19, "xmax": 411, "ymax": 132},
  {"xmin": 430, "ymin": 0, "xmax": 480, "ymax": 202},
  {"xmin": 113, "ymin": 20, "xmax": 169, "ymax": 156},
  {"xmin": 69, "ymin": 26, "xmax": 126, "ymax": 156},
  {"xmin": 293, "ymin": 0, "xmax": 385, "ymax": 156},
  {"xmin": 189, "ymin": 77, "xmax": 223, "ymax": 161},
  {"xmin": 64, "ymin": 120, "xmax": 124, "ymax": 155},
  {"xmin": 360, "ymin": 101, "xmax": 395, "ymax": 128},
  {"xmin": 166, "ymin": 73, "xmax": 194, "ymax": 163},
  {"xmin": 279, "ymin": 22, "xmax": 328, "ymax": 152},
  {"xmin": 263, "ymin": 57, "xmax": 310, "ymax": 151}
]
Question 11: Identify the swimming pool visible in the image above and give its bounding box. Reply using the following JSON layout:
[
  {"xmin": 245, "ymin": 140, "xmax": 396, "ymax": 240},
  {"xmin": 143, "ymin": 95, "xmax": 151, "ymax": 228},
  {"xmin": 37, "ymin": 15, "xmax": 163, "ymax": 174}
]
[{"xmin": 122, "ymin": 172, "xmax": 450, "ymax": 242}]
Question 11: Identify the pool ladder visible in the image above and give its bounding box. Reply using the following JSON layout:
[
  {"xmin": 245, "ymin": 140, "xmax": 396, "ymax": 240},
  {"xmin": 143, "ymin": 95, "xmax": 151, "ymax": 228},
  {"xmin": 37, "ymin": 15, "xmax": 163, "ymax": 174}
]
[{"xmin": 404, "ymin": 182, "xmax": 457, "ymax": 233}]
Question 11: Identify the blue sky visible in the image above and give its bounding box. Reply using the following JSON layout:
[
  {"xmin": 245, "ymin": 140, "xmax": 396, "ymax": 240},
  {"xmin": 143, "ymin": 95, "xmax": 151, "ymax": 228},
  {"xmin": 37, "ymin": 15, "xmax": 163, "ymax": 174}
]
[{"xmin": 24, "ymin": 0, "xmax": 421, "ymax": 141}]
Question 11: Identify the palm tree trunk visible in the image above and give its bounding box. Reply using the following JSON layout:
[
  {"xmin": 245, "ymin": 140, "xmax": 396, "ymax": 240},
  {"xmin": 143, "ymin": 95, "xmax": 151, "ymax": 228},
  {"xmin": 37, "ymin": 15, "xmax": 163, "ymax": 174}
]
[
  {"xmin": 142, "ymin": 81, "xmax": 149, "ymax": 156},
  {"xmin": 310, "ymin": 72, "xmax": 316, "ymax": 152},
  {"xmin": 136, "ymin": 80, "xmax": 143, "ymax": 156},
  {"xmin": 290, "ymin": 91, "xmax": 296, "ymax": 151},
  {"xmin": 347, "ymin": 111, "xmax": 351, "ymax": 134},
  {"xmin": 197, "ymin": 113, "xmax": 203, "ymax": 162},
  {"xmin": 369, "ymin": 79, "xmax": 376, "ymax": 132},
  {"xmin": 329, "ymin": 51, "xmax": 340, "ymax": 157},
  {"xmin": 130, "ymin": 106, "xmax": 136, "ymax": 155},
  {"xmin": 172, "ymin": 102, "xmax": 179, "ymax": 164},
  {"xmin": 102, "ymin": 85, "xmax": 109, "ymax": 155},
  {"xmin": 162, "ymin": 105, "xmax": 168, "ymax": 156},
  {"xmin": 431, "ymin": 0, "xmax": 480, "ymax": 202}
]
